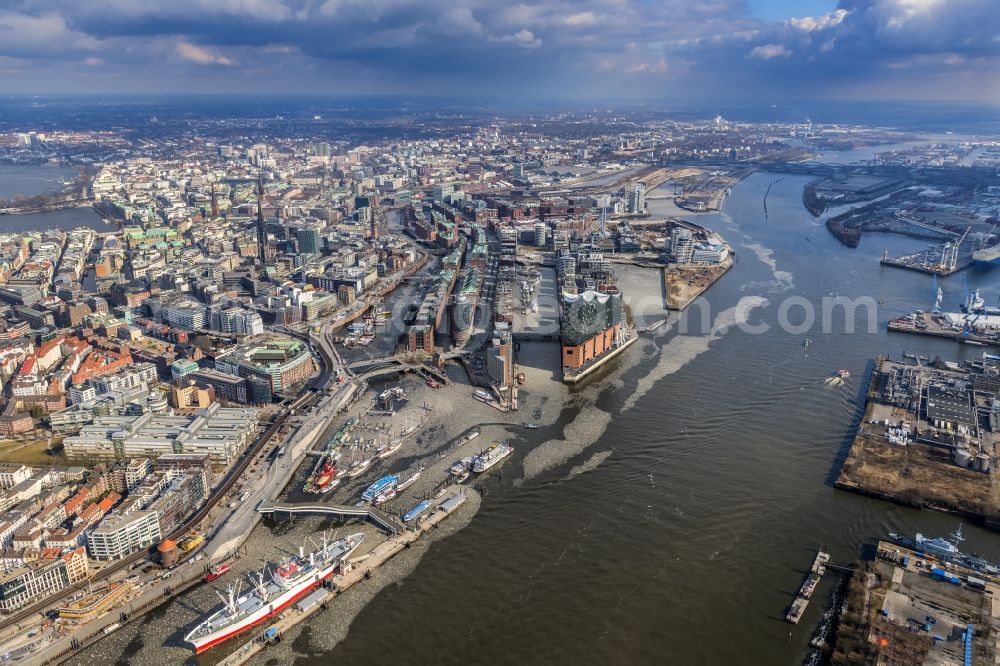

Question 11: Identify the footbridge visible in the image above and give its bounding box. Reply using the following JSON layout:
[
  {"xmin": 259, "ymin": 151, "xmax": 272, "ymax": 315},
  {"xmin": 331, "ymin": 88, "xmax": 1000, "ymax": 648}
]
[{"xmin": 257, "ymin": 499, "xmax": 405, "ymax": 535}]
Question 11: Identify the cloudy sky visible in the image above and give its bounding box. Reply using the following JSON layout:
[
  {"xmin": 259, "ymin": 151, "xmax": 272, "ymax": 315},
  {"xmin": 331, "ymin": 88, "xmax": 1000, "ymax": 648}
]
[{"xmin": 0, "ymin": 0, "xmax": 997, "ymax": 102}]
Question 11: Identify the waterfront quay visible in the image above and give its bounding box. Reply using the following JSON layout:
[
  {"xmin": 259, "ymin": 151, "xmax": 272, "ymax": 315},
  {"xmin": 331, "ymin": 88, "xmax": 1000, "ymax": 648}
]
[
  {"xmin": 836, "ymin": 356, "xmax": 1000, "ymax": 528},
  {"xmin": 823, "ymin": 540, "xmax": 1000, "ymax": 664},
  {"xmin": 888, "ymin": 311, "xmax": 1000, "ymax": 348},
  {"xmin": 217, "ymin": 489, "xmax": 472, "ymax": 666}
]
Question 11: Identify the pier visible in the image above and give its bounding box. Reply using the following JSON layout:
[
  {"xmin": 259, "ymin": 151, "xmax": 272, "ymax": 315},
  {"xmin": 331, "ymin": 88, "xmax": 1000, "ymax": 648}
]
[
  {"xmin": 257, "ymin": 500, "xmax": 406, "ymax": 535},
  {"xmin": 220, "ymin": 490, "xmax": 470, "ymax": 666},
  {"xmin": 786, "ymin": 547, "xmax": 831, "ymax": 624}
]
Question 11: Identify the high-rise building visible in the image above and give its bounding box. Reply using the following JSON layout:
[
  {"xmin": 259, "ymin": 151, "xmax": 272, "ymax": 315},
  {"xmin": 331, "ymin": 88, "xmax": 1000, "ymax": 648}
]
[
  {"xmin": 628, "ymin": 182, "xmax": 646, "ymax": 215},
  {"xmin": 295, "ymin": 226, "xmax": 321, "ymax": 256},
  {"xmin": 670, "ymin": 228, "xmax": 694, "ymax": 264}
]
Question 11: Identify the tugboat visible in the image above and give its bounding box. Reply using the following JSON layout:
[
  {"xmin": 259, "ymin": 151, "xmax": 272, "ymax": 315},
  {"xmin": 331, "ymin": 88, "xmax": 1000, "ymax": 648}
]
[{"xmin": 205, "ymin": 563, "xmax": 230, "ymax": 582}]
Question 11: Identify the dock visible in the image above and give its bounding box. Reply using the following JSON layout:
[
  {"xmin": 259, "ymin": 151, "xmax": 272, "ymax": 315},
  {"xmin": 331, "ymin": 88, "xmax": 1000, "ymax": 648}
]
[
  {"xmin": 888, "ymin": 318, "xmax": 1000, "ymax": 347},
  {"xmin": 786, "ymin": 547, "xmax": 831, "ymax": 624},
  {"xmin": 219, "ymin": 489, "xmax": 471, "ymax": 666}
]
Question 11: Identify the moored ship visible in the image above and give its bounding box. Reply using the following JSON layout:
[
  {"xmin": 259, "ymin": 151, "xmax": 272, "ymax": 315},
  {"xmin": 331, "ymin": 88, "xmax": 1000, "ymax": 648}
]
[
  {"xmin": 184, "ymin": 533, "xmax": 364, "ymax": 653},
  {"xmin": 361, "ymin": 474, "xmax": 398, "ymax": 502},
  {"xmin": 472, "ymin": 442, "xmax": 514, "ymax": 473}
]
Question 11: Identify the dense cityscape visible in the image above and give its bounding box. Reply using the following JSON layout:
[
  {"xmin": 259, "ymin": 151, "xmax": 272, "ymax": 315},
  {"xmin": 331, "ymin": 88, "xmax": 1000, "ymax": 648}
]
[{"xmin": 0, "ymin": 1, "xmax": 998, "ymax": 665}]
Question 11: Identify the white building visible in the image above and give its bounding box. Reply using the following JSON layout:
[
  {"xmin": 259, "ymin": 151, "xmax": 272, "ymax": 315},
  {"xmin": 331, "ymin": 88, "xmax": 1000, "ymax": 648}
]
[{"xmin": 87, "ymin": 510, "xmax": 161, "ymax": 561}]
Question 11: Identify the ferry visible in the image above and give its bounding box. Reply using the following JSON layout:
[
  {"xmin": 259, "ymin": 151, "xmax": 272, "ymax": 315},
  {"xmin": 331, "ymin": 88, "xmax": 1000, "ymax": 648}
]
[
  {"xmin": 361, "ymin": 474, "xmax": 398, "ymax": 502},
  {"xmin": 205, "ymin": 563, "xmax": 230, "ymax": 583},
  {"xmin": 403, "ymin": 500, "xmax": 431, "ymax": 522},
  {"xmin": 449, "ymin": 456, "xmax": 475, "ymax": 476},
  {"xmin": 473, "ymin": 442, "xmax": 514, "ymax": 473},
  {"xmin": 184, "ymin": 533, "xmax": 364, "ymax": 654},
  {"xmin": 395, "ymin": 469, "xmax": 422, "ymax": 492}
]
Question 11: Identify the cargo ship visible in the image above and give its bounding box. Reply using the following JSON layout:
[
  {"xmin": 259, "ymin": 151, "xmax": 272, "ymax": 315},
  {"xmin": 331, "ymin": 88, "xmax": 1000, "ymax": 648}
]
[
  {"xmin": 185, "ymin": 533, "xmax": 364, "ymax": 654},
  {"xmin": 472, "ymin": 442, "xmax": 513, "ymax": 473},
  {"xmin": 361, "ymin": 474, "xmax": 398, "ymax": 502}
]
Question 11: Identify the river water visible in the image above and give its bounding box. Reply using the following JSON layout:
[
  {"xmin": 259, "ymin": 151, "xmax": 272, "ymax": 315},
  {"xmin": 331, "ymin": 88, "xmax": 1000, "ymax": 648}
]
[{"xmin": 319, "ymin": 154, "xmax": 1000, "ymax": 665}]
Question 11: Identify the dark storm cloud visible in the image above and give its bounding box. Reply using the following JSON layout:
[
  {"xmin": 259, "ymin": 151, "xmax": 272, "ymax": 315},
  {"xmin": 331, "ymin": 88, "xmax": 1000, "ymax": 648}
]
[{"xmin": 0, "ymin": 0, "xmax": 997, "ymax": 100}]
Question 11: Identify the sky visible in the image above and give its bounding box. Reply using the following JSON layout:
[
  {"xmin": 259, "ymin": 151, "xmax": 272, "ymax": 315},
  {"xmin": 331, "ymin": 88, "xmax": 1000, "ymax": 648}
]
[{"xmin": 0, "ymin": 0, "xmax": 997, "ymax": 103}]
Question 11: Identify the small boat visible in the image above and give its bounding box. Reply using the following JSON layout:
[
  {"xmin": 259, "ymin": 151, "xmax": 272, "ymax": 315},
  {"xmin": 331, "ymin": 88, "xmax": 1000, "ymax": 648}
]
[
  {"xmin": 833, "ymin": 369, "xmax": 850, "ymax": 380},
  {"xmin": 403, "ymin": 500, "xmax": 431, "ymax": 522},
  {"xmin": 376, "ymin": 440, "xmax": 402, "ymax": 459},
  {"xmin": 373, "ymin": 487, "xmax": 397, "ymax": 505},
  {"xmin": 426, "ymin": 379, "xmax": 441, "ymax": 389},
  {"xmin": 320, "ymin": 478, "xmax": 341, "ymax": 493},
  {"xmin": 396, "ymin": 469, "xmax": 422, "ymax": 492},
  {"xmin": 455, "ymin": 471, "xmax": 471, "ymax": 483},
  {"xmin": 205, "ymin": 563, "xmax": 230, "ymax": 582},
  {"xmin": 346, "ymin": 459, "xmax": 372, "ymax": 477},
  {"xmin": 432, "ymin": 486, "xmax": 448, "ymax": 499},
  {"xmin": 524, "ymin": 423, "xmax": 539, "ymax": 430},
  {"xmin": 802, "ymin": 339, "xmax": 811, "ymax": 348}
]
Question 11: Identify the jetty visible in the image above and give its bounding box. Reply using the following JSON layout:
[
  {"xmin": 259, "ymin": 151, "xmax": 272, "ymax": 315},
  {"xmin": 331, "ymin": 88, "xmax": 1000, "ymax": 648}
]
[{"xmin": 786, "ymin": 547, "xmax": 831, "ymax": 624}]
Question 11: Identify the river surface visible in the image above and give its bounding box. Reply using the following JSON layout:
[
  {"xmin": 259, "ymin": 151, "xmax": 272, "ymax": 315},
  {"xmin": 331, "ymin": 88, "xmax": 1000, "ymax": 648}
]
[{"xmin": 320, "ymin": 151, "xmax": 1000, "ymax": 665}]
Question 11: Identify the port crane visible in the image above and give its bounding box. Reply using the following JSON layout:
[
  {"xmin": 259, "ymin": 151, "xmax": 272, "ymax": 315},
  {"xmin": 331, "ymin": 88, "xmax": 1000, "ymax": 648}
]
[{"xmin": 941, "ymin": 226, "xmax": 971, "ymax": 272}]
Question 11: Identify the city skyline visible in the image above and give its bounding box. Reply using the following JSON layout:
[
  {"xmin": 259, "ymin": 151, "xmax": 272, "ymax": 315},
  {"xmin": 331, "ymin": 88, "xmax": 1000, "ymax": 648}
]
[{"xmin": 0, "ymin": 0, "xmax": 997, "ymax": 102}]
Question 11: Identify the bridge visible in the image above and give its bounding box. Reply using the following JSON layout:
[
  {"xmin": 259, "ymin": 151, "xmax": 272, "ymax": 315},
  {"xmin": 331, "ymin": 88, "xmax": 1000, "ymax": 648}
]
[{"xmin": 257, "ymin": 499, "xmax": 406, "ymax": 535}]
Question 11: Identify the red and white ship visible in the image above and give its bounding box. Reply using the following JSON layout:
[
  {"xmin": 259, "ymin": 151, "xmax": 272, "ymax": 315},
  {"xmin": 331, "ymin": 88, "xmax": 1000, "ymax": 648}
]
[{"xmin": 184, "ymin": 532, "xmax": 364, "ymax": 653}]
